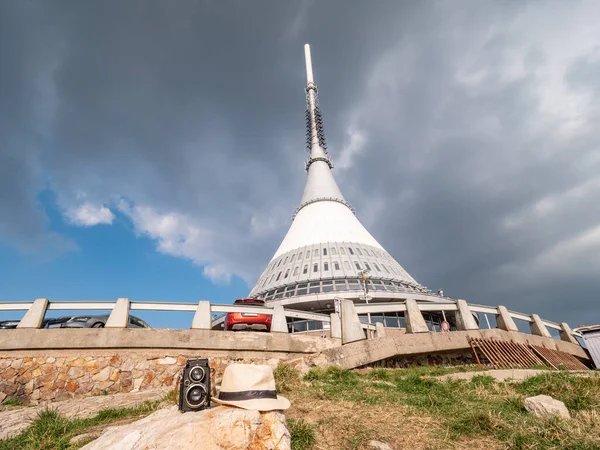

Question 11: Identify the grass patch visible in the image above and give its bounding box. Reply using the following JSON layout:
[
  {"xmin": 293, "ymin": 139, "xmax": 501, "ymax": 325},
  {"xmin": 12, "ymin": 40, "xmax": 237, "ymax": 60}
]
[
  {"xmin": 515, "ymin": 372, "xmax": 600, "ymax": 411},
  {"xmin": 273, "ymin": 364, "xmax": 301, "ymax": 394},
  {"xmin": 287, "ymin": 418, "xmax": 316, "ymax": 450},
  {"xmin": 290, "ymin": 367, "xmax": 600, "ymax": 449},
  {"xmin": 0, "ymin": 395, "xmax": 170, "ymax": 450},
  {"xmin": 366, "ymin": 364, "xmax": 489, "ymax": 378},
  {"xmin": 2, "ymin": 399, "xmax": 26, "ymax": 407}
]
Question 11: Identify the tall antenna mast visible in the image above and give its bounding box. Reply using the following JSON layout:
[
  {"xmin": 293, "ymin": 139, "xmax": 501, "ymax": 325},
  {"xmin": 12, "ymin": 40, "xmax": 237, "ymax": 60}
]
[
  {"xmin": 304, "ymin": 44, "xmax": 328, "ymax": 161},
  {"xmin": 304, "ymin": 43, "xmax": 314, "ymax": 85}
]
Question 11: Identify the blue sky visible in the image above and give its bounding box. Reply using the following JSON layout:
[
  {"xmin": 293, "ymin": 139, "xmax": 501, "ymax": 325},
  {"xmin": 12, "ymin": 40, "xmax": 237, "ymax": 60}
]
[{"xmin": 0, "ymin": 191, "xmax": 248, "ymax": 328}]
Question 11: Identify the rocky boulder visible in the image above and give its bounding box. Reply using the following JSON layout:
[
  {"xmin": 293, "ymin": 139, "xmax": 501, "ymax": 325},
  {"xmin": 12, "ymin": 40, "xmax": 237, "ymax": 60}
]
[
  {"xmin": 524, "ymin": 395, "xmax": 570, "ymax": 420},
  {"xmin": 368, "ymin": 440, "xmax": 393, "ymax": 450},
  {"xmin": 81, "ymin": 405, "xmax": 291, "ymax": 450}
]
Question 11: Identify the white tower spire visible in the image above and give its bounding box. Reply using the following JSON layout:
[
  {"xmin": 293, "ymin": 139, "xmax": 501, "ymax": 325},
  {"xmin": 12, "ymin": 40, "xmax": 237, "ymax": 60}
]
[
  {"xmin": 248, "ymin": 45, "xmax": 433, "ymax": 305},
  {"xmin": 304, "ymin": 44, "xmax": 314, "ymax": 84}
]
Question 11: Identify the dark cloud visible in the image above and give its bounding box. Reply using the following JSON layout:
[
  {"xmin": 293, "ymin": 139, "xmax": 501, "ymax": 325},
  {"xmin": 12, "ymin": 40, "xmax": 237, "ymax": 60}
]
[{"xmin": 1, "ymin": 0, "xmax": 600, "ymax": 324}]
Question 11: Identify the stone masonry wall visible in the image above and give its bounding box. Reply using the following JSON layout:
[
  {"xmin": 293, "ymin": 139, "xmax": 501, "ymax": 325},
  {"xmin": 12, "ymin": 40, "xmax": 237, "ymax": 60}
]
[
  {"xmin": 0, "ymin": 353, "xmax": 277, "ymax": 405},
  {"xmin": 371, "ymin": 350, "xmax": 477, "ymax": 369}
]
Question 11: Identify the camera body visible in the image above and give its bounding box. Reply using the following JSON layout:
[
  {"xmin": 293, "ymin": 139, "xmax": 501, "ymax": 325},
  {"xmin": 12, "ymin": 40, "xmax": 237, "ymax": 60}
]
[{"xmin": 178, "ymin": 358, "xmax": 211, "ymax": 412}]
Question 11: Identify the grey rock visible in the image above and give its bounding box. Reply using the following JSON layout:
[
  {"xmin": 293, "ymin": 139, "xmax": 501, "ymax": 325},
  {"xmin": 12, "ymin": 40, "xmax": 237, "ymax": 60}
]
[
  {"xmin": 80, "ymin": 405, "xmax": 290, "ymax": 449},
  {"xmin": 368, "ymin": 440, "xmax": 393, "ymax": 450},
  {"xmin": 524, "ymin": 395, "xmax": 570, "ymax": 420},
  {"xmin": 69, "ymin": 432, "xmax": 100, "ymax": 445}
]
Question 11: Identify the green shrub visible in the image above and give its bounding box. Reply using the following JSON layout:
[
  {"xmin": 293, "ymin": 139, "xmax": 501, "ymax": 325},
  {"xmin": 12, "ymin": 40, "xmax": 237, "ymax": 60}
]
[
  {"xmin": 287, "ymin": 418, "xmax": 316, "ymax": 450},
  {"xmin": 273, "ymin": 364, "xmax": 301, "ymax": 394},
  {"xmin": 470, "ymin": 375, "xmax": 495, "ymax": 388}
]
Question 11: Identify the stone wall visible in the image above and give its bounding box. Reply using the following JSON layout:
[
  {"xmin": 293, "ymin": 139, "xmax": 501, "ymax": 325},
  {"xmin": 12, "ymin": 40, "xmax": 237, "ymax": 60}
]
[
  {"xmin": 370, "ymin": 350, "xmax": 477, "ymax": 369},
  {"xmin": 0, "ymin": 352, "xmax": 277, "ymax": 405}
]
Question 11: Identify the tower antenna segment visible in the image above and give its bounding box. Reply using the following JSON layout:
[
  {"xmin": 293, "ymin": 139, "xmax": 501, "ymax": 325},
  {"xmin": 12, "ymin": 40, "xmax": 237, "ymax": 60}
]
[{"xmin": 304, "ymin": 44, "xmax": 329, "ymax": 162}]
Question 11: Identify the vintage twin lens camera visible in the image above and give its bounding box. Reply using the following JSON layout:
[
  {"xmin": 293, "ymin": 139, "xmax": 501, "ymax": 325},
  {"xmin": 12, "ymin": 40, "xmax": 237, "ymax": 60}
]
[{"xmin": 178, "ymin": 358, "xmax": 211, "ymax": 412}]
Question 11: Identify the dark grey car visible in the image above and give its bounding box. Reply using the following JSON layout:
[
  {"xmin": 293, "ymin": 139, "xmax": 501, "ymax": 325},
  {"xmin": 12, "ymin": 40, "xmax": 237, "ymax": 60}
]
[
  {"xmin": 44, "ymin": 315, "xmax": 150, "ymax": 329},
  {"xmin": 0, "ymin": 320, "xmax": 20, "ymax": 329}
]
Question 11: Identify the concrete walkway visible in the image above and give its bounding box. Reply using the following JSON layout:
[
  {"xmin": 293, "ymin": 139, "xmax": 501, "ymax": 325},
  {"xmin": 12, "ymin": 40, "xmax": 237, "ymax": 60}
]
[
  {"xmin": 434, "ymin": 369, "xmax": 594, "ymax": 382},
  {"xmin": 0, "ymin": 388, "xmax": 169, "ymax": 441}
]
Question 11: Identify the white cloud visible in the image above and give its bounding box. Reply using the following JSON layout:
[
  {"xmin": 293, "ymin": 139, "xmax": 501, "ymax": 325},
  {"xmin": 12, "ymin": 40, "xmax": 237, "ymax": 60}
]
[
  {"xmin": 336, "ymin": 125, "xmax": 367, "ymax": 171},
  {"xmin": 118, "ymin": 201, "xmax": 233, "ymax": 283},
  {"xmin": 65, "ymin": 203, "xmax": 115, "ymax": 227}
]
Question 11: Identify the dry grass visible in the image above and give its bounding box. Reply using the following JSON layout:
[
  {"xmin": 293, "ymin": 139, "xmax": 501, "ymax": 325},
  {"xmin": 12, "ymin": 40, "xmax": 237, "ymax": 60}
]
[{"xmin": 275, "ymin": 366, "xmax": 600, "ymax": 450}]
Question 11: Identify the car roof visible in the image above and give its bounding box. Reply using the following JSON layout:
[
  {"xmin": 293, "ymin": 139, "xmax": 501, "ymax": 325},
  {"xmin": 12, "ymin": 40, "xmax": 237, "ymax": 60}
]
[{"xmin": 234, "ymin": 298, "xmax": 264, "ymax": 304}]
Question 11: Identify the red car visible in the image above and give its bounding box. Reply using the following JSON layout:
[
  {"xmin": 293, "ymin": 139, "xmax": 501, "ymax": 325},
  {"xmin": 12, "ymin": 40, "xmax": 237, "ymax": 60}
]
[{"xmin": 225, "ymin": 298, "xmax": 272, "ymax": 332}]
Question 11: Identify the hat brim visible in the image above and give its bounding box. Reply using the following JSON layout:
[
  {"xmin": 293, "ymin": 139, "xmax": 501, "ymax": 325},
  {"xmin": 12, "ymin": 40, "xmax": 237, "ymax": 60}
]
[{"xmin": 212, "ymin": 394, "xmax": 290, "ymax": 411}]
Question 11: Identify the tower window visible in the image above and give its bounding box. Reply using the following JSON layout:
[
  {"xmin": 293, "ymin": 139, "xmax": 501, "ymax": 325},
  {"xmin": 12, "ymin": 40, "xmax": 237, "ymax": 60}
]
[
  {"xmin": 303, "ymin": 265, "xmax": 308, "ymax": 274},
  {"xmin": 355, "ymin": 248, "xmax": 363, "ymax": 256},
  {"xmin": 344, "ymin": 261, "xmax": 350, "ymax": 270},
  {"xmin": 306, "ymin": 250, "xmax": 311, "ymax": 258},
  {"xmin": 324, "ymin": 262, "xmax": 329, "ymax": 271},
  {"xmin": 382, "ymin": 264, "xmax": 390, "ymax": 273},
  {"xmin": 276, "ymin": 271, "xmax": 282, "ymax": 281},
  {"xmin": 348, "ymin": 248, "xmax": 354, "ymax": 255},
  {"xmin": 354, "ymin": 261, "xmax": 361, "ymax": 270},
  {"xmin": 340, "ymin": 247, "xmax": 346, "ymax": 255},
  {"xmin": 284, "ymin": 256, "xmax": 288, "ymax": 264},
  {"xmin": 365, "ymin": 263, "xmax": 371, "ymax": 271},
  {"xmin": 290, "ymin": 254, "xmax": 295, "ymax": 263},
  {"xmin": 284, "ymin": 269, "xmax": 289, "ymax": 278},
  {"xmin": 331, "ymin": 247, "xmax": 336, "ymax": 255},
  {"xmin": 334, "ymin": 261, "xmax": 340, "ymax": 270},
  {"xmin": 313, "ymin": 263, "xmax": 318, "ymax": 272},
  {"xmin": 298, "ymin": 252, "xmax": 302, "ymax": 260},
  {"xmin": 277, "ymin": 259, "xmax": 282, "ymax": 267},
  {"xmin": 363, "ymin": 248, "xmax": 370, "ymax": 256},
  {"xmin": 323, "ymin": 248, "xmax": 327, "ymax": 256},
  {"xmin": 293, "ymin": 266, "xmax": 299, "ymax": 276},
  {"xmin": 374, "ymin": 264, "xmax": 381, "ymax": 272}
]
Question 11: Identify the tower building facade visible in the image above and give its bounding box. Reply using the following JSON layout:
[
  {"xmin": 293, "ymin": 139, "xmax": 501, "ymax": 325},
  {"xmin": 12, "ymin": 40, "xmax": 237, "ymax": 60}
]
[{"xmin": 249, "ymin": 45, "xmax": 445, "ymax": 316}]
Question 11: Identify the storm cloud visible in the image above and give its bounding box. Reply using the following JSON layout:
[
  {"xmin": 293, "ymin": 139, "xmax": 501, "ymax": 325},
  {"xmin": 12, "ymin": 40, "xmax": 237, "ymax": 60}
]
[{"xmin": 1, "ymin": 1, "xmax": 600, "ymax": 324}]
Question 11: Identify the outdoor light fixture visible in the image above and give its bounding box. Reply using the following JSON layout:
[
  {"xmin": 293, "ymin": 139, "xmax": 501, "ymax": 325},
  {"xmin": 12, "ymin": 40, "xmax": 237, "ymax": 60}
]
[{"xmin": 178, "ymin": 358, "xmax": 211, "ymax": 412}]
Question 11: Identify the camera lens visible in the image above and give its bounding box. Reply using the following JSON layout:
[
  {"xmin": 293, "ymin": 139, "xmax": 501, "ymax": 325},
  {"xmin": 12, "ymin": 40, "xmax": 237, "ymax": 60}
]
[
  {"xmin": 189, "ymin": 366, "xmax": 205, "ymax": 382},
  {"xmin": 185, "ymin": 384, "xmax": 207, "ymax": 407}
]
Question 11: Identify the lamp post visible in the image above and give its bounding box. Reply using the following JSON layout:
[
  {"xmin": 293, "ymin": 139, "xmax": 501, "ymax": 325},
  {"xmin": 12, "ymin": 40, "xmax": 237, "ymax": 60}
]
[{"xmin": 359, "ymin": 269, "xmax": 371, "ymax": 323}]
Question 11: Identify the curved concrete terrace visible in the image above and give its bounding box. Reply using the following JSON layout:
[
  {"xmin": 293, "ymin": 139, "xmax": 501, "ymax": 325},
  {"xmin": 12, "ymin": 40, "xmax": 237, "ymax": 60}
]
[
  {"xmin": 323, "ymin": 328, "xmax": 588, "ymax": 369},
  {"xmin": 0, "ymin": 297, "xmax": 588, "ymax": 369}
]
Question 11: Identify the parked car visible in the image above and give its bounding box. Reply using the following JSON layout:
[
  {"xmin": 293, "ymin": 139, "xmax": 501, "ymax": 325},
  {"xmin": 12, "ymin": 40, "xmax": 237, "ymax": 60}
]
[
  {"xmin": 225, "ymin": 298, "xmax": 272, "ymax": 331},
  {"xmin": 0, "ymin": 320, "xmax": 20, "ymax": 329},
  {"xmin": 0, "ymin": 319, "xmax": 52, "ymax": 329},
  {"xmin": 44, "ymin": 315, "xmax": 151, "ymax": 329}
]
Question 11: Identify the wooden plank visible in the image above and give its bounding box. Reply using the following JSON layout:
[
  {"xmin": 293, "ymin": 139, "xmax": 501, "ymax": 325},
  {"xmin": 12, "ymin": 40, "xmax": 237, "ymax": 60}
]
[
  {"xmin": 468, "ymin": 338, "xmax": 483, "ymax": 366},
  {"xmin": 531, "ymin": 345, "xmax": 557, "ymax": 370},
  {"xmin": 475, "ymin": 338, "xmax": 498, "ymax": 369}
]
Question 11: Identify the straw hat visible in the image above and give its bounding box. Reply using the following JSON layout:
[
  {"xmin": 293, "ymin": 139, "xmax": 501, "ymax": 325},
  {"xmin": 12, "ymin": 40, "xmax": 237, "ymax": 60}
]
[{"xmin": 212, "ymin": 364, "xmax": 290, "ymax": 411}]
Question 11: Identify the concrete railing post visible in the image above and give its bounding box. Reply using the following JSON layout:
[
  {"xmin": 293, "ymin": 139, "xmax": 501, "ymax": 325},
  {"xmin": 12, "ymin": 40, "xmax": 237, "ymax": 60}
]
[
  {"xmin": 455, "ymin": 299, "xmax": 479, "ymax": 331},
  {"xmin": 496, "ymin": 305, "xmax": 519, "ymax": 332},
  {"xmin": 191, "ymin": 301, "xmax": 212, "ymax": 329},
  {"xmin": 405, "ymin": 298, "xmax": 429, "ymax": 333},
  {"xmin": 530, "ymin": 314, "xmax": 552, "ymax": 338},
  {"xmin": 16, "ymin": 298, "xmax": 49, "ymax": 329},
  {"xmin": 375, "ymin": 322, "xmax": 386, "ymax": 338},
  {"xmin": 330, "ymin": 313, "xmax": 341, "ymax": 339},
  {"xmin": 270, "ymin": 305, "xmax": 288, "ymax": 333},
  {"xmin": 559, "ymin": 322, "xmax": 579, "ymax": 345},
  {"xmin": 105, "ymin": 298, "xmax": 130, "ymax": 328},
  {"xmin": 340, "ymin": 299, "xmax": 366, "ymax": 344}
]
